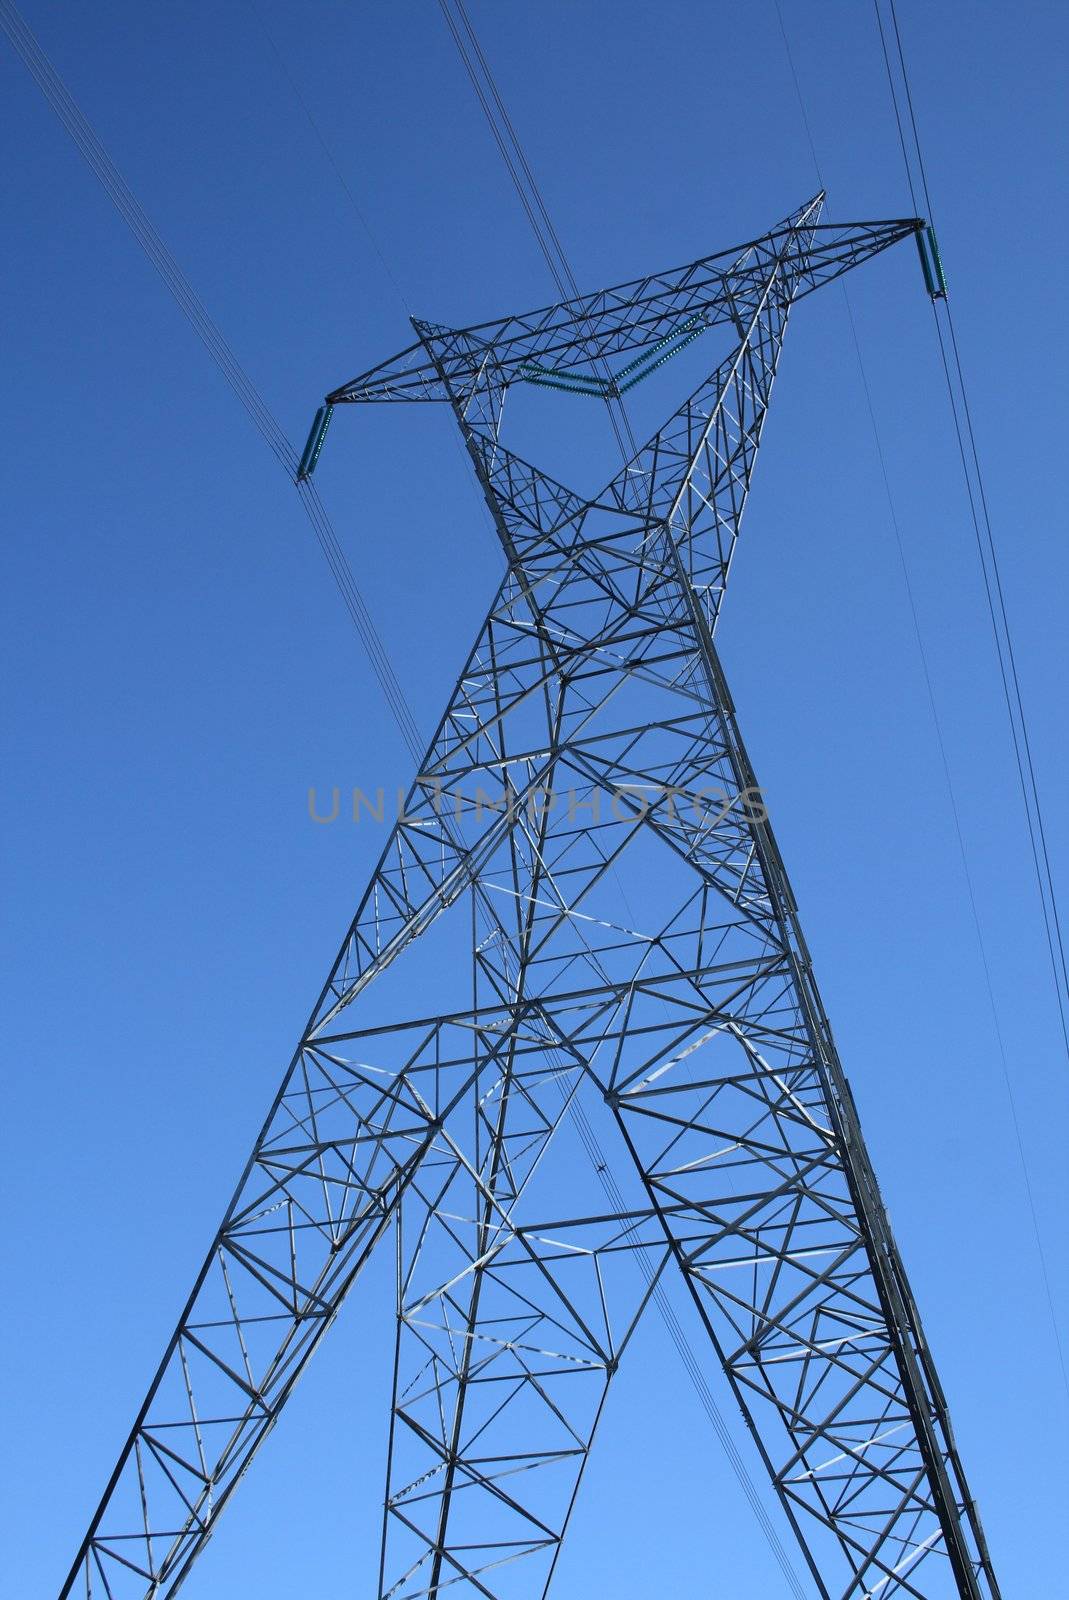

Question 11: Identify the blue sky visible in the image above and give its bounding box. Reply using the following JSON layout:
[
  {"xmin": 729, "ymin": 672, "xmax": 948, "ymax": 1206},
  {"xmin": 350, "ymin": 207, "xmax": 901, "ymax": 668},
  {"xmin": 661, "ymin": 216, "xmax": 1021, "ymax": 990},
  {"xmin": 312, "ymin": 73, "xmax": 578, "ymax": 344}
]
[{"xmin": 2, "ymin": 1, "xmax": 1067, "ymax": 1594}]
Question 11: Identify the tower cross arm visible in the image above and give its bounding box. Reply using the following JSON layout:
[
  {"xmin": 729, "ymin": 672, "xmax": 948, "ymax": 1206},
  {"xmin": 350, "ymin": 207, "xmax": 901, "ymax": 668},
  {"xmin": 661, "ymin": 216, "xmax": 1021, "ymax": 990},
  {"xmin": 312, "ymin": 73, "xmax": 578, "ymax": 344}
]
[{"xmin": 324, "ymin": 212, "xmax": 921, "ymax": 408}]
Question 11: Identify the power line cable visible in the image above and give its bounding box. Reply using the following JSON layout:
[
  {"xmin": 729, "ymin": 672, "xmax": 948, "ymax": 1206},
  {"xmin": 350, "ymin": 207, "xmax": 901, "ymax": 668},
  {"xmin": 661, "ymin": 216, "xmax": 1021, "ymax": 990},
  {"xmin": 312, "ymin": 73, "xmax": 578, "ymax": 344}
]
[
  {"xmin": 772, "ymin": 0, "xmax": 1069, "ymax": 1404},
  {"xmin": 437, "ymin": 0, "xmax": 639, "ymax": 464},
  {"xmin": 246, "ymin": 0, "xmax": 411, "ymax": 317},
  {"xmin": 772, "ymin": 0, "xmax": 826, "ymax": 191},
  {"xmin": 872, "ymin": 0, "xmax": 1069, "ymax": 1402},
  {"xmin": 874, "ymin": 0, "xmax": 1069, "ymax": 1059},
  {"xmin": 0, "ymin": 0, "xmax": 424, "ymax": 767},
  {"xmin": 245, "ymin": 0, "xmax": 500, "ymax": 561},
  {"xmin": 841, "ymin": 295, "xmax": 1069, "ymax": 1405}
]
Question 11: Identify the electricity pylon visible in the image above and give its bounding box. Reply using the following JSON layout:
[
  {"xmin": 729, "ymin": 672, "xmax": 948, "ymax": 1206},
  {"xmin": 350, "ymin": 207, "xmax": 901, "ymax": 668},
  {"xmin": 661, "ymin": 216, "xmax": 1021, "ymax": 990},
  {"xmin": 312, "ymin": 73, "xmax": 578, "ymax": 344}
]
[{"xmin": 62, "ymin": 195, "xmax": 1001, "ymax": 1600}]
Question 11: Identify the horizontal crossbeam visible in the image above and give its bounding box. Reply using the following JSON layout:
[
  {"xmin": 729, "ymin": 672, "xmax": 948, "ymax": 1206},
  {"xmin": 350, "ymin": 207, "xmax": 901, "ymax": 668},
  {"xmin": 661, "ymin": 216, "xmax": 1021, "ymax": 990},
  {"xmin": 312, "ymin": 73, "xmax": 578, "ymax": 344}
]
[{"xmin": 325, "ymin": 206, "xmax": 919, "ymax": 409}]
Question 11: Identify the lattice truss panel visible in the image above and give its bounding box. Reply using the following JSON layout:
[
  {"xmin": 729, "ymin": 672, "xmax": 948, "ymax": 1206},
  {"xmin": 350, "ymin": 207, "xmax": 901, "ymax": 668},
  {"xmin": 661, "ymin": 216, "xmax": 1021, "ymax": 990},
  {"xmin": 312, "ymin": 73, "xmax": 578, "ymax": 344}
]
[{"xmin": 62, "ymin": 197, "xmax": 1000, "ymax": 1600}]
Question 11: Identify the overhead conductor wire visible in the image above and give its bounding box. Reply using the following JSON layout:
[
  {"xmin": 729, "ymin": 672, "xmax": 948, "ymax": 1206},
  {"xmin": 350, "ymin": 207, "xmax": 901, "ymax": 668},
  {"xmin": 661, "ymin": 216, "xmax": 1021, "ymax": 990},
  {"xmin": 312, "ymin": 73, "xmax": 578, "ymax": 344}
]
[
  {"xmin": 873, "ymin": 0, "xmax": 1069, "ymax": 1403},
  {"xmin": 773, "ymin": 0, "xmax": 1068, "ymax": 1402},
  {"xmin": 437, "ymin": 0, "xmax": 640, "ymax": 463},
  {"xmin": 873, "ymin": 0, "xmax": 1069, "ymax": 1060},
  {"xmin": 246, "ymin": 0, "xmax": 502, "ymax": 563},
  {"xmin": 0, "ymin": 0, "xmax": 424, "ymax": 767}
]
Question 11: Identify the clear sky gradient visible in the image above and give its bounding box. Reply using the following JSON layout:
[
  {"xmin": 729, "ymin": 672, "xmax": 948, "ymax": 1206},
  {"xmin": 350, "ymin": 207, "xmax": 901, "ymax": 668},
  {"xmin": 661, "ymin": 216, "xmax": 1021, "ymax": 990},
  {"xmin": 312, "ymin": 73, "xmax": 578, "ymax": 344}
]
[{"xmin": 2, "ymin": 2, "xmax": 1066, "ymax": 1594}]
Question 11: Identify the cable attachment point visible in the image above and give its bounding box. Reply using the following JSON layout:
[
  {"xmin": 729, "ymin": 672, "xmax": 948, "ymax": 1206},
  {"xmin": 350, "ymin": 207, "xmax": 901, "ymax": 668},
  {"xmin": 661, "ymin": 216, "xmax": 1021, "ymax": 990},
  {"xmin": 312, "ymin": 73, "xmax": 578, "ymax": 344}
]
[
  {"xmin": 914, "ymin": 223, "xmax": 948, "ymax": 300},
  {"xmin": 297, "ymin": 403, "xmax": 334, "ymax": 481}
]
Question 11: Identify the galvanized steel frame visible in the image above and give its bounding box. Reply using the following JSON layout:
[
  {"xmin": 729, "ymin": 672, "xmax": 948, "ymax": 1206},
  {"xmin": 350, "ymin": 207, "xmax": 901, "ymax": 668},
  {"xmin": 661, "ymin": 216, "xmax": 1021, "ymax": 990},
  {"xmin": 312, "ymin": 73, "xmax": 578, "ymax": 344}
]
[{"xmin": 61, "ymin": 196, "xmax": 1000, "ymax": 1600}]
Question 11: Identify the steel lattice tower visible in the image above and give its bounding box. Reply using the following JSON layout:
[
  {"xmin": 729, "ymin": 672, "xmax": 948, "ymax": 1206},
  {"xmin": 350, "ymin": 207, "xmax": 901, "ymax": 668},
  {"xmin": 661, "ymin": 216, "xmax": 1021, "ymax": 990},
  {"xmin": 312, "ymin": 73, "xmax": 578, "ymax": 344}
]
[{"xmin": 62, "ymin": 196, "xmax": 1001, "ymax": 1600}]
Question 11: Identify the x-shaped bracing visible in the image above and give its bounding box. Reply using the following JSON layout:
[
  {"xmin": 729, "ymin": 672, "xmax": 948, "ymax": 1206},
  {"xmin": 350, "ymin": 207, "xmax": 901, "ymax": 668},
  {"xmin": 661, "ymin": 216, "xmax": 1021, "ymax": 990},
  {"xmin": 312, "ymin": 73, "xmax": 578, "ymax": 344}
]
[{"xmin": 61, "ymin": 197, "xmax": 1001, "ymax": 1600}]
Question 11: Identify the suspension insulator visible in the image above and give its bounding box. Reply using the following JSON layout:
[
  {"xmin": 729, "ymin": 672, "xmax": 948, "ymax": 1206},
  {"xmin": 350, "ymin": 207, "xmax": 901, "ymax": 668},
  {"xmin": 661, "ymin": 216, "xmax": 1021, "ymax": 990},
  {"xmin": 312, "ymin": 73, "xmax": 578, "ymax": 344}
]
[
  {"xmin": 914, "ymin": 223, "xmax": 947, "ymax": 301},
  {"xmin": 297, "ymin": 403, "xmax": 334, "ymax": 480},
  {"xmin": 914, "ymin": 225, "xmax": 938, "ymax": 297},
  {"xmin": 926, "ymin": 225, "xmax": 948, "ymax": 296}
]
